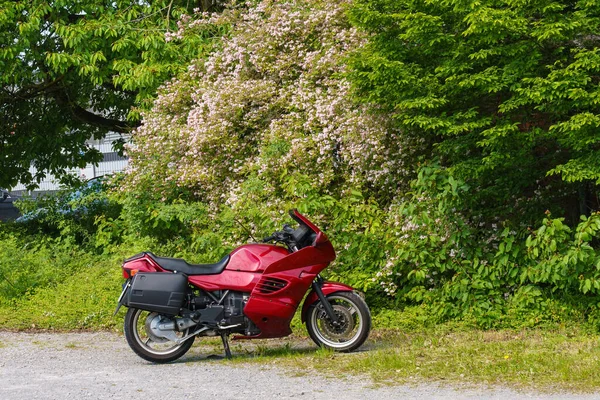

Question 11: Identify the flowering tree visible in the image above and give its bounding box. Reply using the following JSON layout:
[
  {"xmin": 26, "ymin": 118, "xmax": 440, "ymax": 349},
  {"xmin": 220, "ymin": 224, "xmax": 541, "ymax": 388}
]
[{"xmin": 125, "ymin": 0, "xmax": 413, "ymax": 206}]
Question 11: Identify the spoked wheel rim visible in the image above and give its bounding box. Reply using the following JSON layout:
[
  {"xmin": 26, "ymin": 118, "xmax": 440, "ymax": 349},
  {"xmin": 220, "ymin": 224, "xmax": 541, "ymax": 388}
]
[
  {"xmin": 130, "ymin": 309, "xmax": 188, "ymax": 356},
  {"xmin": 309, "ymin": 295, "xmax": 364, "ymax": 349}
]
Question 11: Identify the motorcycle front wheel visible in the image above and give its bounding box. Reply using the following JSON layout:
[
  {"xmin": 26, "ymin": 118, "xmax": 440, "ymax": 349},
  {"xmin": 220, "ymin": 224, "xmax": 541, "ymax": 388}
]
[
  {"xmin": 306, "ymin": 291, "xmax": 371, "ymax": 352},
  {"xmin": 123, "ymin": 308, "xmax": 195, "ymax": 363}
]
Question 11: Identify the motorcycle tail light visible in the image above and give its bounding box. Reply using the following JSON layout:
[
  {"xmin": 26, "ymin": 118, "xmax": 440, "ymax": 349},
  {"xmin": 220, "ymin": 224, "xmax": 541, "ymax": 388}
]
[{"xmin": 123, "ymin": 269, "xmax": 139, "ymax": 279}]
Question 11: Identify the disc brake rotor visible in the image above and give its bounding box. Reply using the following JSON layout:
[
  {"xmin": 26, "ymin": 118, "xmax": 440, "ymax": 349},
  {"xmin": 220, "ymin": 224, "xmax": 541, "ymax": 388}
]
[{"xmin": 320, "ymin": 304, "xmax": 355, "ymax": 339}]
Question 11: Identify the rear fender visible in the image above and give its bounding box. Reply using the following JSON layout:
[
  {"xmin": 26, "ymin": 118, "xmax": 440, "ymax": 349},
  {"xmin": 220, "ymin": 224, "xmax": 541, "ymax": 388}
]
[
  {"xmin": 300, "ymin": 281, "xmax": 354, "ymax": 323},
  {"xmin": 121, "ymin": 253, "xmax": 163, "ymax": 278}
]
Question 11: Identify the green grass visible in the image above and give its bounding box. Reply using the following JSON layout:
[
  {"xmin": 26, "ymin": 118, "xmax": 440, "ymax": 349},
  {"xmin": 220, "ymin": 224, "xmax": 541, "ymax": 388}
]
[
  {"xmin": 0, "ymin": 252, "xmax": 125, "ymax": 331},
  {"xmin": 220, "ymin": 327, "xmax": 600, "ymax": 393}
]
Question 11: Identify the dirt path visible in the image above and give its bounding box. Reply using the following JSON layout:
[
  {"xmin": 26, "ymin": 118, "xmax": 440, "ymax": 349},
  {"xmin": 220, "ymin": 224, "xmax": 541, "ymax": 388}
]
[{"xmin": 0, "ymin": 331, "xmax": 596, "ymax": 400}]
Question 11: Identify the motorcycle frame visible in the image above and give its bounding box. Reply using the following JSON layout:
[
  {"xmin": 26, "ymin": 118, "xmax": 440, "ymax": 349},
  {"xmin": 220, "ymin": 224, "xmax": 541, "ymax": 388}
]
[{"xmin": 121, "ymin": 210, "xmax": 353, "ymax": 340}]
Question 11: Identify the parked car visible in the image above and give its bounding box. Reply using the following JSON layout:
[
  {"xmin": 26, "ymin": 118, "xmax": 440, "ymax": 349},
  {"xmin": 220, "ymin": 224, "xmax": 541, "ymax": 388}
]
[
  {"xmin": 0, "ymin": 189, "xmax": 9, "ymax": 202},
  {"xmin": 15, "ymin": 176, "xmax": 108, "ymax": 223}
]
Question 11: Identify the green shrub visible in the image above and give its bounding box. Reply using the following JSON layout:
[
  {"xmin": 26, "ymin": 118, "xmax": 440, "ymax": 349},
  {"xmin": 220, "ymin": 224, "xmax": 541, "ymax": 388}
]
[
  {"xmin": 0, "ymin": 250, "xmax": 124, "ymax": 330},
  {"xmin": 367, "ymin": 163, "xmax": 600, "ymax": 328},
  {"xmin": 0, "ymin": 233, "xmax": 82, "ymax": 301},
  {"xmin": 14, "ymin": 177, "xmax": 121, "ymax": 247}
]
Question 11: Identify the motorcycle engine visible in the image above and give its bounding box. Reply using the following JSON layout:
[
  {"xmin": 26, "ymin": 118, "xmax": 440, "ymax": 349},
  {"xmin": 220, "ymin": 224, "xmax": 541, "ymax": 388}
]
[
  {"xmin": 223, "ymin": 292, "xmax": 248, "ymax": 323},
  {"xmin": 190, "ymin": 291, "xmax": 254, "ymax": 333}
]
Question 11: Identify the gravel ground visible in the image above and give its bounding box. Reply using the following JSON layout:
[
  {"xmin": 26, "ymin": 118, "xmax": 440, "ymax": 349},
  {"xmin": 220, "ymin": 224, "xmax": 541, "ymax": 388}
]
[{"xmin": 0, "ymin": 331, "xmax": 598, "ymax": 400}]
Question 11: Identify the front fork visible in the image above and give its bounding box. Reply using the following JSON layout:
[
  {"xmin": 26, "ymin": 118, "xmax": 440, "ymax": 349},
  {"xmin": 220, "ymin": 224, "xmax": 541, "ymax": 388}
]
[{"xmin": 312, "ymin": 276, "xmax": 339, "ymax": 324}]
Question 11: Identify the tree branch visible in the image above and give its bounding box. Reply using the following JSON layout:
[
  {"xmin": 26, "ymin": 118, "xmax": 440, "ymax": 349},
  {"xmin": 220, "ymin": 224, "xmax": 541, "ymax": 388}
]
[
  {"xmin": 67, "ymin": 103, "xmax": 138, "ymax": 133},
  {"xmin": 52, "ymin": 88, "xmax": 139, "ymax": 133},
  {"xmin": 0, "ymin": 77, "xmax": 64, "ymax": 102}
]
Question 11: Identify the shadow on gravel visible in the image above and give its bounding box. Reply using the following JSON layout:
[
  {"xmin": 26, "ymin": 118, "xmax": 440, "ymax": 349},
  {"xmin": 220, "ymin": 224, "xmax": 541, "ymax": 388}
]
[
  {"xmin": 172, "ymin": 343, "xmax": 319, "ymax": 364},
  {"xmin": 157, "ymin": 335, "xmax": 388, "ymax": 365}
]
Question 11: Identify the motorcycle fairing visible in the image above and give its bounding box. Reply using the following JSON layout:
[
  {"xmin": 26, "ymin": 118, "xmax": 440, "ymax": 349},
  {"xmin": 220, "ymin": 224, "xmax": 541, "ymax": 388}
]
[{"xmin": 225, "ymin": 244, "xmax": 289, "ymax": 273}]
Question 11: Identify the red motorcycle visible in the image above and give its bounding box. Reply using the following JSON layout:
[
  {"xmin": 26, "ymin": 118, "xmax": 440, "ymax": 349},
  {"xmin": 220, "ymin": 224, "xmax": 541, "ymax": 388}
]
[{"xmin": 115, "ymin": 210, "xmax": 371, "ymax": 363}]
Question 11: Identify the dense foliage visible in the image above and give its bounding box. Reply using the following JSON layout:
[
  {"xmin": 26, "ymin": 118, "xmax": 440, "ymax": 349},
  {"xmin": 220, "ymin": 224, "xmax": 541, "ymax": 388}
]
[
  {"xmin": 342, "ymin": 0, "xmax": 600, "ymax": 324},
  {"xmin": 349, "ymin": 0, "xmax": 600, "ymax": 224},
  {"xmin": 3, "ymin": 0, "xmax": 600, "ymax": 331}
]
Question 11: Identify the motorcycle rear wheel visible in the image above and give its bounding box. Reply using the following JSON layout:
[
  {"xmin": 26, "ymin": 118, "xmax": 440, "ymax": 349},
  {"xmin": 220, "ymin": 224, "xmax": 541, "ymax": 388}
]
[
  {"xmin": 124, "ymin": 308, "xmax": 195, "ymax": 363},
  {"xmin": 306, "ymin": 291, "xmax": 371, "ymax": 352}
]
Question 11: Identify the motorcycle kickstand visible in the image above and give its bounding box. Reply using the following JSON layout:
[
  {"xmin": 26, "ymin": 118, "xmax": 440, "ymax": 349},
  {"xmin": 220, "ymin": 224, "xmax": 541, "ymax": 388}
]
[{"xmin": 220, "ymin": 332, "xmax": 232, "ymax": 359}]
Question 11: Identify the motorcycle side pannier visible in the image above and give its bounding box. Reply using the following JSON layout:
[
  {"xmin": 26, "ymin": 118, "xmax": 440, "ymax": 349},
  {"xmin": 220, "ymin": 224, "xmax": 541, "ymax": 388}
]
[{"xmin": 126, "ymin": 272, "xmax": 188, "ymax": 315}]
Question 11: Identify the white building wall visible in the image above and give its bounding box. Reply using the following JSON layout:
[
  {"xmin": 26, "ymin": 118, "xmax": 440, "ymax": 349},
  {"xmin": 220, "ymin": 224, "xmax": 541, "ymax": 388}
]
[{"xmin": 10, "ymin": 133, "xmax": 129, "ymax": 195}]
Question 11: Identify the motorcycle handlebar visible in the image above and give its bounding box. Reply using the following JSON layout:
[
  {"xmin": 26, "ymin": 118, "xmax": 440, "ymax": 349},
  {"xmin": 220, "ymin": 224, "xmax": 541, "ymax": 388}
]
[
  {"xmin": 262, "ymin": 235, "xmax": 276, "ymax": 242},
  {"xmin": 262, "ymin": 230, "xmax": 293, "ymax": 244}
]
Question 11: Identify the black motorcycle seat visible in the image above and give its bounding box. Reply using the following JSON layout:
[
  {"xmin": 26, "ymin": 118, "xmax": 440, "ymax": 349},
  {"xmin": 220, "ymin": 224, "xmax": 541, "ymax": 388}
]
[{"xmin": 146, "ymin": 252, "xmax": 230, "ymax": 275}]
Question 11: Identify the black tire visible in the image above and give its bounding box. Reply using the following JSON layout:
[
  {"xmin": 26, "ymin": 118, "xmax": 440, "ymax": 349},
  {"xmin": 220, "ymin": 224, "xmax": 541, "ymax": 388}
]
[
  {"xmin": 306, "ymin": 291, "xmax": 371, "ymax": 352},
  {"xmin": 123, "ymin": 308, "xmax": 195, "ymax": 363}
]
